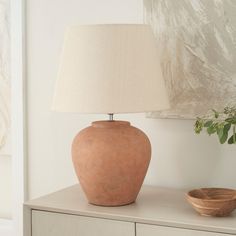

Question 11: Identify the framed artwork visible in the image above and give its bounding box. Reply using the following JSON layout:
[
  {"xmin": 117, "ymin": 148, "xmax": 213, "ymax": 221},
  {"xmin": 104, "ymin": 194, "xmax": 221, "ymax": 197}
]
[
  {"xmin": 0, "ymin": 0, "xmax": 26, "ymax": 235},
  {"xmin": 0, "ymin": 0, "xmax": 10, "ymax": 155},
  {"xmin": 144, "ymin": 0, "xmax": 236, "ymax": 119},
  {"xmin": 0, "ymin": 0, "xmax": 11, "ymax": 224}
]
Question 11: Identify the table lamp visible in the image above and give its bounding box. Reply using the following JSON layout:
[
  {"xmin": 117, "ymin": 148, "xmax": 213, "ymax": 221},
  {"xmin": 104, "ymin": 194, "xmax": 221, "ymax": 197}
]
[{"xmin": 52, "ymin": 24, "xmax": 169, "ymax": 206}]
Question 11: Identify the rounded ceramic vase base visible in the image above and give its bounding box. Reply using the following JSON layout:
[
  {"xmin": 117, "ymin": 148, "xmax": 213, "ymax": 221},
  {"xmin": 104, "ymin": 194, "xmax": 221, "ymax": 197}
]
[
  {"xmin": 72, "ymin": 120, "xmax": 151, "ymax": 207},
  {"xmin": 89, "ymin": 200, "xmax": 135, "ymax": 207}
]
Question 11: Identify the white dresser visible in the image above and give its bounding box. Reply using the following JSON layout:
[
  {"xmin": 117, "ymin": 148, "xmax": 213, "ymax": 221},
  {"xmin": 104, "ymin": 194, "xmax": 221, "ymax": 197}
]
[{"xmin": 24, "ymin": 185, "xmax": 236, "ymax": 236}]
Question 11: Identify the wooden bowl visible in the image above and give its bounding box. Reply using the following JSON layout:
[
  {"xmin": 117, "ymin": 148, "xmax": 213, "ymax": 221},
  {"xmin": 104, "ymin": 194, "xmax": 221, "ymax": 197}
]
[{"xmin": 186, "ymin": 188, "xmax": 236, "ymax": 217}]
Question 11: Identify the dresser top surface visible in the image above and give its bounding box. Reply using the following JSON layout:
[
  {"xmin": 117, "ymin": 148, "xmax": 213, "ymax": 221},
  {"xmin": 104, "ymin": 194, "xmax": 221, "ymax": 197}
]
[{"xmin": 25, "ymin": 185, "xmax": 236, "ymax": 234}]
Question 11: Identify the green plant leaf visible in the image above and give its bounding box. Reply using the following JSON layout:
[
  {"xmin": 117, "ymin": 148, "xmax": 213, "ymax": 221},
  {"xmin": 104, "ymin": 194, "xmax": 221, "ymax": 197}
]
[
  {"xmin": 225, "ymin": 118, "xmax": 236, "ymax": 124},
  {"xmin": 212, "ymin": 109, "xmax": 219, "ymax": 118},
  {"xmin": 220, "ymin": 133, "xmax": 228, "ymax": 144},
  {"xmin": 194, "ymin": 106, "xmax": 236, "ymax": 144},
  {"xmin": 224, "ymin": 123, "xmax": 231, "ymax": 133},
  {"xmin": 194, "ymin": 119, "xmax": 204, "ymax": 134},
  {"xmin": 220, "ymin": 131, "xmax": 228, "ymax": 144},
  {"xmin": 217, "ymin": 126, "xmax": 224, "ymax": 139},
  {"xmin": 207, "ymin": 124, "xmax": 216, "ymax": 135},
  {"xmin": 204, "ymin": 121, "xmax": 213, "ymax": 127},
  {"xmin": 228, "ymin": 134, "xmax": 236, "ymax": 144},
  {"xmin": 217, "ymin": 123, "xmax": 231, "ymax": 144}
]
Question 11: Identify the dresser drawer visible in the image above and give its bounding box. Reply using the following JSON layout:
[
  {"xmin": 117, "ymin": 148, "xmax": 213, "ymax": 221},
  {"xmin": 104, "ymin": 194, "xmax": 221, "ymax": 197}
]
[
  {"xmin": 136, "ymin": 223, "xmax": 231, "ymax": 236},
  {"xmin": 32, "ymin": 210, "xmax": 135, "ymax": 236}
]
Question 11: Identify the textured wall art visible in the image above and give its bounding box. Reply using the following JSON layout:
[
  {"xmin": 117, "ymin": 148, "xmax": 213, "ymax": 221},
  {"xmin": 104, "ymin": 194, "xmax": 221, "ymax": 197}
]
[
  {"xmin": 144, "ymin": 0, "xmax": 236, "ymax": 119},
  {"xmin": 0, "ymin": 0, "xmax": 10, "ymax": 155}
]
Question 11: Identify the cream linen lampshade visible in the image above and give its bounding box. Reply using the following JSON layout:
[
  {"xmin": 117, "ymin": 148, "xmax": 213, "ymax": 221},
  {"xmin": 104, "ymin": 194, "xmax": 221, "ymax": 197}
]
[
  {"xmin": 52, "ymin": 24, "xmax": 170, "ymax": 207},
  {"xmin": 52, "ymin": 24, "xmax": 169, "ymax": 113}
]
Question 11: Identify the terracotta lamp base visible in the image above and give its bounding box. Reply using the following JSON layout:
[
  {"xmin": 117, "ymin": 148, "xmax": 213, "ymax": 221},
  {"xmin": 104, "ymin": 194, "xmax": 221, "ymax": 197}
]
[{"xmin": 72, "ymin": 120, "xmax": 151, "ymax": 206}]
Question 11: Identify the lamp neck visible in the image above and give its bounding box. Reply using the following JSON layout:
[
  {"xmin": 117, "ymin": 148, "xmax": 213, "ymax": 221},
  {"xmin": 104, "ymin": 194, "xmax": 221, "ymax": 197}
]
[{"xmin": 108, "ymin": 113, "xmax": 114, "ymax": 121}]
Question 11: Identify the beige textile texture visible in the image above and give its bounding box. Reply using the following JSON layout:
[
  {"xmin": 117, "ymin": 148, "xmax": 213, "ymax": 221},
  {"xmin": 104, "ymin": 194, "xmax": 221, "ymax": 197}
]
[{"xmin": 52, "ymin": 24, "xmax": 169, "ymax": 114}]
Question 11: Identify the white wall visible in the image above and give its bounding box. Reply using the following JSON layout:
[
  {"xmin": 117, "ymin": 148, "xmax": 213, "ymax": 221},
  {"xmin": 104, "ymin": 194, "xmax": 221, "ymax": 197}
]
[{"xmin": 26, "ymin": 0, "xmax": 236, "ymax": 199}]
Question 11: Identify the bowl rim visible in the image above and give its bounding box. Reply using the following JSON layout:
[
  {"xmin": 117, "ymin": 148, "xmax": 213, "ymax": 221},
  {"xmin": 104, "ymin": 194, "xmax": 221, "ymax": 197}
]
[{"xmin": 186, "ymin": 187, "xmax": 236, "ymax": 202}]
